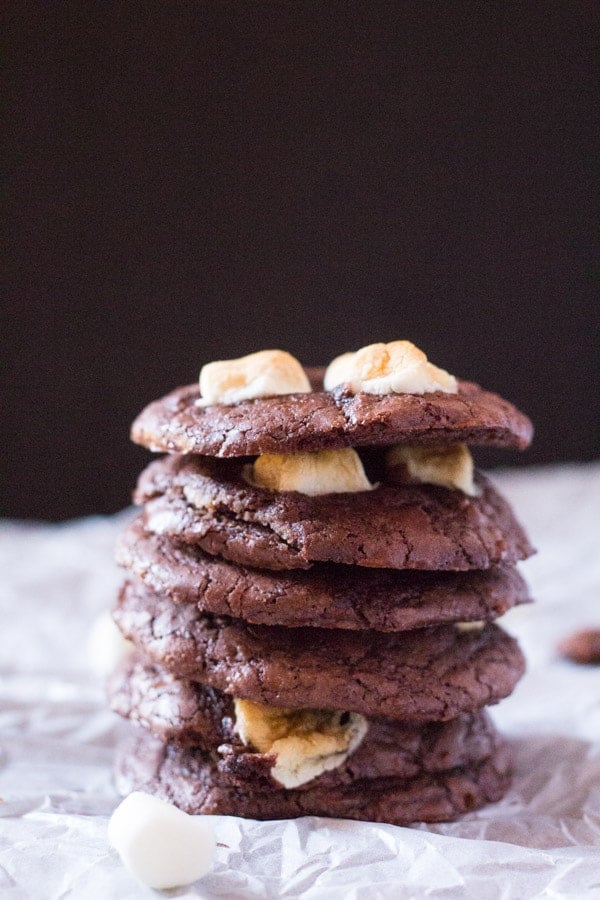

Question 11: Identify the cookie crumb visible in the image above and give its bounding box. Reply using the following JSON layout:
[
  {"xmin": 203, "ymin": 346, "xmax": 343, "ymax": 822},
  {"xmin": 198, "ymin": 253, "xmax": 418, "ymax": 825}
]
[{"xmin": 558, "ymin": 629, "xmax": 600, "ymax": 665}]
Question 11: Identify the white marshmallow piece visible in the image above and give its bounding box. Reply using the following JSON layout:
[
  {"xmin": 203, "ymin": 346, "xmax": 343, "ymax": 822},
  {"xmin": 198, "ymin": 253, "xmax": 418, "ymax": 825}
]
[
  {"xmin": 234, "ymin": 699, "xmax": 368, "ymax": 789},
  {"xmin": 455, "ymin": 620, "xmax": 485, "ymax": 632},
  {"xmin": 324, "ymin": 340, "xmax": 457, "ymax": 396},
  {"xmin": 87, "ymin": 611, "xmax": 134, "ymax": 678},
  {"xmin": 386, "ymin": 443, "xmax": 478, "ymax": 496},
  {"xmin": 249, "ymin": 448, "xmax": 375, "ymax": 496},
  {"xmin": 198, "ymin": 349, "xmax": 311, "ymax": 406},
  {"xmin": 108, "ymin": 792, "xmax": 215, "ymax": 890}
]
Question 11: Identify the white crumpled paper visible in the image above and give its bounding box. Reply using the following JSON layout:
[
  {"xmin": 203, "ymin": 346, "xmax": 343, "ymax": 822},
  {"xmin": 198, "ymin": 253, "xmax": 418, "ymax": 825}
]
[{"xmin": 1, "ymin": 464, "xmax": 599, "ymax": 899}]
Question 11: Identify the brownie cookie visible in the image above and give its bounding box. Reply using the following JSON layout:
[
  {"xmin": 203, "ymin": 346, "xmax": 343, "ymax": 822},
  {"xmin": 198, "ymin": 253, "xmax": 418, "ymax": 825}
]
[
  {"xmin": 108, "ymin": 654, "xmax": 233, "ymax": 747},
  {"xmin": 115, "ymin": 730, "xmax": 512, "ymax": 823},
  {"xmin": 114, "ymin": 580, "xmax": 526, "ymax": 721},
  {"xmin": 218, "ymin": 711, "xmax": 503, "ymax": 791},
  {"xmin": 109, "ymin": 654, "xmax": 503, "ymax": 786},
  {"xmin": 131, "ymin": 377, "xmax": 533, "ymax": 457},
  {"xmin": 118, "ymin": 517, "xmax": 530, "ymax": 631},
  {"xmin": 135, "ymin": 455, "xmax": 534, "ymax": 571}
]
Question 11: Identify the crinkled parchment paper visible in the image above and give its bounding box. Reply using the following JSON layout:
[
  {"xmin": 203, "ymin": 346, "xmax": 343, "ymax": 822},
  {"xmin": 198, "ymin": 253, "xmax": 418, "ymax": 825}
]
[{"xmin": 1, "ymin": 464, "xmax": 599, "ymax": 899}]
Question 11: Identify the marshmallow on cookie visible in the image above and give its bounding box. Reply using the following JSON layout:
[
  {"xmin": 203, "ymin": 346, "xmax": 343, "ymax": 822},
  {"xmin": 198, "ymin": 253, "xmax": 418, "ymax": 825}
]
[
  {"xmin": 248, "ymin": 448, "xmax": 375, "ymax": 496},
  {"xmin": 386, "ymin": 443, "xmax": 478, "ymax": 496},
  {"xmin": 234, "ymin": 698, "xmax": 368, "ymax": 789},
  {"xmin": 198, "ymin": 349, "xmax": 311, "ymax": 406},
  {"xmin": 324, "ymin": 340, "xmax": 457, "ymax": 396}
]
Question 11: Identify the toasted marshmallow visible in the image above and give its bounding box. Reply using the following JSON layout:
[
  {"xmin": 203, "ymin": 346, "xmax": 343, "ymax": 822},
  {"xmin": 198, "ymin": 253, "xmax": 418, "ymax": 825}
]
[
  {"xmin": 234, "ymin": 699, "xmax": 368, "ymax": 789},
  {"xmin": 324, "ymin": 341, "xmax": 457, "ymax": 395},
  {"xmin": 386, "ymin": 443, "xmax": 478, "ymax": 496},
  {"xmin": 197, "ymin": 349, "xmax": 310, "ymax": 406},
  {"xmin": 248, "ymin": 448, "xmax": 375, "ymax": 496}
]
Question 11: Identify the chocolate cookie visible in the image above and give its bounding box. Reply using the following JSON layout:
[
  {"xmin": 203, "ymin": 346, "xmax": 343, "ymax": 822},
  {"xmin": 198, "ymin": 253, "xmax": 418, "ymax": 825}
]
[
  {"xmin": 135, "ymin": 455, "xmax": 534, "ymax": 571},
  {"xmin": 118, "ymin": 517, "xmax": 530, "ymax": 631},
  {"xmin": 114, "ymin": 580, "xmax": 526, "ymax": 721},
  {"xmin": 217, "ymin": 712, "xmax": 503, "ymax": 791},
  {"xmin": 109, "ymin": 654, "xmax": 503, "ymax": 786},
  {"xmin": 108, "ymin": 654, "xmax": 233, "ymax": 747},
  {"xmin": 131, "ymin": 377, "xmax": 533, "ymax": 457},
  {"xmin": 115, "ymin": 730, "xmax": 512, "ymax": 823}
]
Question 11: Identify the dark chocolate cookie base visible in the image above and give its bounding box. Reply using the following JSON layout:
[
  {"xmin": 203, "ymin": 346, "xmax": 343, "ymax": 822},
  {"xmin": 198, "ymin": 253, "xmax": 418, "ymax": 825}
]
[
  {"xmin": 131, "ymin": 378, "xmax": 533, "ymax": 457},
  {"xmin": 115, "ymin": 729, "xmax": 512, "ymax": 824},
  {"xmin": 136, "ymin": 456, "xmax": 534, "ymax": 571},
  {"xmin": 117, "ymin": 517, "xmax": 530, "ymax": 631},
  {"xmin": 109, "ymin": 654, "xmax": 503, "ymax": 788},
  {"xmin": 114, "ymin": 580, "xmax": 526, "ymax": 721}
]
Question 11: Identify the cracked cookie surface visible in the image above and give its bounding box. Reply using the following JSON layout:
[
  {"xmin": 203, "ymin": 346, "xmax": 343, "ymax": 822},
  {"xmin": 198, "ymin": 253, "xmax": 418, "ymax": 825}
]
[
  {"xmin": 113, "ymin": 580, "xmax": 526, "ymax": 721},
  {"xmin": 118, "ymin": 517, "xmax": 530, "ymax": 630},
  {"xmin": 131, "ymin": 376, "xmax": 533, "ymax": 457},
  {"xmin": 109, "ymin": 654, "xmax": 503, "ymax": 787},
  {"xmin": 135, "ymin": 455, "xmax": 534, "ymax": 571},
  {"xmin": 115, "ymin": 729, "xmax": 512, "ymax": 823}
]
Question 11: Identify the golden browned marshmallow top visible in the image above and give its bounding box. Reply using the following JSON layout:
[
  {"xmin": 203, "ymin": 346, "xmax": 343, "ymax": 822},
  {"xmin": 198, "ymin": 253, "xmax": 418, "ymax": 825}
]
[
  {"xmin": 198, "ymin": 349, "xmax": 311, "ymax": 406},
  {"xmin": 386, "ymin": 443, "xmax": 478, "ymax": 496},
  {"xmin": 324, "ymin": 340, "xmax": 457, "ymax": 396},
  {"xmin": 248, "ymin": 448, "xmax": 375, "ymax": 496},
  {"xmin": 234, "ymin": 698, "xmax": 368, "ymax": 789}
]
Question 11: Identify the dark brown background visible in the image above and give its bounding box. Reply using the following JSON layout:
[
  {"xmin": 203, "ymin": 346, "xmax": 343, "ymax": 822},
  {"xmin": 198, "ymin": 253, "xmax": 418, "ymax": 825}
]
[{"xmin": 5, "ymin": 3, "xmax": 598, "ymax": 520}]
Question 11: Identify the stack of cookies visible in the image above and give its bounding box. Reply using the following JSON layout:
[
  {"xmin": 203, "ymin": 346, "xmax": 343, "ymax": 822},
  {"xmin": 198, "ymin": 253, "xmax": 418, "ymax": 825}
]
[{"xmin": 110, "ymin": 342, "xmax": 534, "ymax": 825}]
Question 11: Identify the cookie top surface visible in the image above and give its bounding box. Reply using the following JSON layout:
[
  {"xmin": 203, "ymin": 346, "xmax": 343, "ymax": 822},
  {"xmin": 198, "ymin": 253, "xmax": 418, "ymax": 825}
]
[
  {"xmin": 118, "ymin": 517, "xmax": 530, "ymax": 630},
  {"xmin": 110, "ymin": 654, "xmax": 501, "ymax": 786},
  {"xmin": 114, "ymin": 579, "xmax": 526, "ymax": 721},
  {"xmin": 131, "ymin": 375, "xmax": 533, "ymax": 457},
  {"xmin": 135, "ymin": 455, "xmax": 534, "ymax": 571},
  {"xmin": 115, "ymin": 729, "xmax": 511, "ymax": 823}
]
